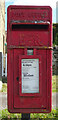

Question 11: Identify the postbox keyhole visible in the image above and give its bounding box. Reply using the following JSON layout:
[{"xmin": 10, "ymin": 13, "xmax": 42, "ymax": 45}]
[{"xmin": 16, "ymin": 77, "xmax": 19, "ymax": 81}]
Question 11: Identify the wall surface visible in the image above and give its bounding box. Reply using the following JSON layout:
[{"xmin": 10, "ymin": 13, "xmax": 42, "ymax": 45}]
[
  {"xmin": 0, "ymin": 52, "xmax": 2, "ymax": 77},
  {"xmin": 56, "ymin": 1, "xmax": 58, "ymax": 23},
  {"xmin": 0, "ymin": 0, "xmax": 6, "ymax": 54}
]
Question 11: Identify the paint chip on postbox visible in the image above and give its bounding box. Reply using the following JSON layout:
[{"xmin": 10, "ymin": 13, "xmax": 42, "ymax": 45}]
[{"xmin": 22, "ymin": 59, "xmax": 39, "ymax": 93}]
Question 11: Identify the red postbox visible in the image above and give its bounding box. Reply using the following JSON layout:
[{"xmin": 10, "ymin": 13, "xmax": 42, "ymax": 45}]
[{"xmin": 7, "ymin": 5, "xmax": 52, "ymax": 113}]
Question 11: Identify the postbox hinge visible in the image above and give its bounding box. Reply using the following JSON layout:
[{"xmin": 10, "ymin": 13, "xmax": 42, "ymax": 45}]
[{"xmin": 8, "ymin": 45, "xmax": 53, "ymax": 50}]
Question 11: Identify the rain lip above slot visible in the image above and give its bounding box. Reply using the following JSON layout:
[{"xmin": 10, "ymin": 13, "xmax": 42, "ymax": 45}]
[{"xmin": 11, "ymin": 20, "xmax": 50, "ymax": 24}]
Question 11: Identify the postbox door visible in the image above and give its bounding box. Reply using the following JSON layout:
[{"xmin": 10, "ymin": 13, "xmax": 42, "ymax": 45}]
[{"xmin": 13, "ymin": 49, "xmax": 47, "ymax": 109}]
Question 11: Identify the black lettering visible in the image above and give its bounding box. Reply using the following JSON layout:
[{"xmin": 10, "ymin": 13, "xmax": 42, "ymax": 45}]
[{"xmin": 24, "ymin": 74, "xmax": 34, "ymax": 77}]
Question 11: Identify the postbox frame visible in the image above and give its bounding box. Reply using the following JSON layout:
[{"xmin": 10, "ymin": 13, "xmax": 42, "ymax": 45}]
[{"xmin": 7, "ymin": 5, "xmax": 52, "ymax": 113}]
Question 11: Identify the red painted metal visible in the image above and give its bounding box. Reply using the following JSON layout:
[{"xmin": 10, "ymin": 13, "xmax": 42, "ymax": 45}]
[{"xmin": 7, "ymin": 5, "xmax": 52, "ymax": 113}]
